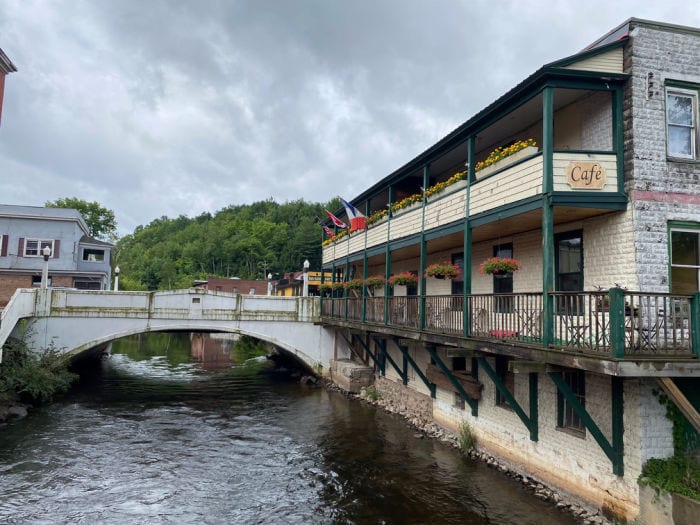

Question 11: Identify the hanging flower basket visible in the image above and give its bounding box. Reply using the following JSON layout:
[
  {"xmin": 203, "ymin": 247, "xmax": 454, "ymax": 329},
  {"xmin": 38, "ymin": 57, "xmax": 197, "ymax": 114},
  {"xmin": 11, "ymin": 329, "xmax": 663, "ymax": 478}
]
[
  {"xmin": 424, "ymin": 261, "xmax": 461, "ymax": 280},
  {"xmin": 388, "ymin": 271, "xmax": 418, "ymax": 287},
  {"xmin": 319, "ymin": 283, "xmax": 333, "ymax": 295},
  {"xmin": 331, "ymin": 282, "xmax": 345, "ymax": 292},
  {"xmin": 344, "ymin": 278, "xmax": 365, "ymax": 291},
  {"xmin": 478, "ymin": 257, "xmax": 522, "ymax": 275},
  {"xmin": 364, "ymin": 275, "xmax": 386, "ymax": 289}
]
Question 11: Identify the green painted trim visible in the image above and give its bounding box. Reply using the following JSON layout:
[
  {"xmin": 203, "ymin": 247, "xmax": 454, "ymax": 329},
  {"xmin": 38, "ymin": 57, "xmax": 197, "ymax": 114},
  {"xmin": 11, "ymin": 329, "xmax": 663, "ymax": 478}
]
[
  {"xmin": 469, "ymin": 196, "xmax": 543, "ymax": 228},
  {"xmin": 553, "ymin": 149, "xmax": 615, "ymax": 155},
  {"xmin": 544, "ymin": 73, "xmax": 628, "ymax": 88},
  {"xmin": 550, "ymin": 192, "xmax": 627, "ymax": 208},
  {"xmin": 395, "ymin": 341, "xmax": 435, "ymax": 397},
  {"xmin": 547, "ymin": 38, "xmax": 627, "ymax": 68},
  {"xmin": 542, "ymin": 199, "xmax": 554, "ymax": 347},
  {"xmin": 613, "ymin": 86, "xmax": 625, "ymax": 195},
  {"xmin": 611, "ymin": 376, "xmax": 624, "ymax": 476},
  {"xmin": 666, "ymin": 221, "xmax": 700, "ymax": 296},
  {"xmin": 477, "ymin": 357, "xmax": 536, "ymax": 440},
  {"xmin": 464, "ymin": 224, "xmax": 472, "ymax": 338},
  {"xmin": 529, "ymin": 373, "xmax": 539, "ymax": 442},
  {"xmin": 352, "ymin": 334, "xmax": 382, "ymax": 373},
  {"xmin": 373, "ymin": 337, "xmax": 405, "ymax": 383},
  {"xmin": 543, "ymin": 87, "xmax": 554, "ymax": 194},
  {"xmin": 428, "ymin": 347, "xmax": 477, "ymax": 411},
  {"xmin": 665, "ymin": 79, "xmax": 700, "ymax": 91},
  {"xmin": 609, "ymin": 287, "xmax": 626, "ymax": 358},
  {"xmin": 549, "ymin": 371, "xmax": 618, "ymax": 473},
  {"xmin": 419, "ymin": 166, "xmax": 429, "ymax": 331},
  {"xmin": 691, "ymin": 293, "xmax": 700, "ymax": 358},
  {"xmin": 362, "ymin": 244, "xmax": 368, "ymax": 322},
  {"xmin": 467, "ymin": 136, "xmax": 476, "ymax": 184}
]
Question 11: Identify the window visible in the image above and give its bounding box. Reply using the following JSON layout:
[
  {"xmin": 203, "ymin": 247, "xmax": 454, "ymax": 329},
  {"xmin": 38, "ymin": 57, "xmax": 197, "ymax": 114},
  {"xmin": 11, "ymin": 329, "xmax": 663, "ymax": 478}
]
[
  {"xmin": 452, "ymin": 356, "xmax": 466, "ymax": 371},
  {"xmin": 666, "ymin": 87, "xmax": 697, "ymax": 159},
  {"xmin": 493, "ymin": 244, "xmax": 513, "ymax": 313},
  {"xmin": 82, "ymin": 248, "xmax": 105, "ymax": 262},
  {"xmin": 557, "ymin": 369, "xmax": 586, "ymax": 434},
  {"xmin": 495, "ymin": 356, "xmax": 514, "ymax": 409},
  {"xmin": 74, "ymin": 280, "xmax": 101, "ymax": 290},
  {"xmin": 670, "ymin": 226, "xmax": 700, "ymax": 294},
  {"xmin": 24, "ymin": 239, "xmax": 54, "ymax": 257},
  {"xmin": 555, "ymin": 231, "xmax": 583, "ymax": 314},
  {"xmin": 32, "ymin": 275, "xmax": 51, "ymax": 286}
]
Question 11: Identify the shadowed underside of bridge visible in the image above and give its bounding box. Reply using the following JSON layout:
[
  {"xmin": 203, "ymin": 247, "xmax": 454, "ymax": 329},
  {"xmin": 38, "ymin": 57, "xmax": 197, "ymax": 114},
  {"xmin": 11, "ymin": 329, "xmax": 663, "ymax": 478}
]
[{"xmin": 2, "ymin": 289, "xmax": 335, "ymax": 374}]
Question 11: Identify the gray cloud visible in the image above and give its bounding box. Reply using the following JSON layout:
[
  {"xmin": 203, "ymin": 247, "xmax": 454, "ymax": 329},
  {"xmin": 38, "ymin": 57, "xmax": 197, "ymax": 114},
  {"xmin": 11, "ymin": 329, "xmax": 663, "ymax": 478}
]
[{"xmin": 1, "ymin": 0, "xmax": 699, "ymax": 234}]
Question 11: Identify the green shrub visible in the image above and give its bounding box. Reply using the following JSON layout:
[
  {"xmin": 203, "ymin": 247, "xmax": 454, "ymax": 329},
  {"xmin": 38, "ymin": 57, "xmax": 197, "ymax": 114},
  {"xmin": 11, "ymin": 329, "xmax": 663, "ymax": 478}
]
[
  {"xmin": 0, "ymin": 327, "xmax": 78, "ymax": 404},
  {"xmin": 458, "ymin": 420, "xmax": 477, "ymax": 454},
  {"xmin": 640, "ymin": 456, "xmax": 700, "ymax": 501},
  {"xmin": 364, "ymin": 386, "xmax": 380, "ymax": 401}
]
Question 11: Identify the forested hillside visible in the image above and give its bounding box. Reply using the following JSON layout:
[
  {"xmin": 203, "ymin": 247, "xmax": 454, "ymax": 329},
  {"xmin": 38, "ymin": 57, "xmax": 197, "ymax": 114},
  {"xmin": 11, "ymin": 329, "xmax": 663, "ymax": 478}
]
[{"xmin": 116, "ymin": 198, "xmax": 339, "ymax": 290}]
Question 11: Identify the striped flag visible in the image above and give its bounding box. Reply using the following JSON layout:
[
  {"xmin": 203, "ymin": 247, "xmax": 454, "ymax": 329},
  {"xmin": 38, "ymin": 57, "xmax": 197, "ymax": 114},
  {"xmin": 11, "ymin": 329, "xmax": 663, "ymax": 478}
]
[
  {"xmin": 323, "ymin": 225, "xmax": 334, "ymax": 238},
  {"xmin": 339, "ymin": 197, "xmax": 365, "ymax": 219}
]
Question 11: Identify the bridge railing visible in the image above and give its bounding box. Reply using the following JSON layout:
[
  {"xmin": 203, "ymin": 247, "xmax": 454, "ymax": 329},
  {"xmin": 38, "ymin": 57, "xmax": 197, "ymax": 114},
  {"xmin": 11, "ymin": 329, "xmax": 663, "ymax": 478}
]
[{"xmin": 0, "ymin": 288, "xmax": 39, "ymax": 360}]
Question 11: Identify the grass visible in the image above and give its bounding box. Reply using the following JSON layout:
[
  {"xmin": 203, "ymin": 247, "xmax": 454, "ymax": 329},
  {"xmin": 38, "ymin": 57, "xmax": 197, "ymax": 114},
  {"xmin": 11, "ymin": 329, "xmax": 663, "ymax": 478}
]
[{"xmin": 458, "ymin": 420, "xmax": 477, "ymax": 454}]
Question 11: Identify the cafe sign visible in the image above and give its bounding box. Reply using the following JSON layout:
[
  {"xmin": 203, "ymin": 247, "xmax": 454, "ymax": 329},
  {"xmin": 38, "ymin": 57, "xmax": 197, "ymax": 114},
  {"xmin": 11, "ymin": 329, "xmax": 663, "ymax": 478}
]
[{"xmin": 566, "ymin": 162, "xmax": 606, "ymax": 189}]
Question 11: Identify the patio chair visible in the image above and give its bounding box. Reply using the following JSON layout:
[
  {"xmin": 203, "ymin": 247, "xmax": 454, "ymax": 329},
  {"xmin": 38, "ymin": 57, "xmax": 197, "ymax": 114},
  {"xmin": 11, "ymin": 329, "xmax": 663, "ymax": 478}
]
[{"xmin": 639, "ymin": 308, "xmax": 666, "ymax": 351}]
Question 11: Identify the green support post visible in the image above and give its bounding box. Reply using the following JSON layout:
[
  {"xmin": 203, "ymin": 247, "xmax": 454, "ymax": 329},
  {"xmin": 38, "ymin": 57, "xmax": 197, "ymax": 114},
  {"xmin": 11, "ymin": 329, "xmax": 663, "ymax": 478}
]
[
  {"xmin": 612, "ymin": 87, "xmax": 625, "ymax": 195},
  {"xmin": 464, "ymin": 136, "xmax": 475, "ymax": 337},
  {"xmin": 385, "ymin": 186, "xmax": 394, "ymax": 326},
  {"xmin": 362, "ymin": 201, "xmax": 369, "ymax": 322},
  {"xmin": 352, "ymin": 334, "xmax": 382, "ymax": 374},
  {"xmin": 529, "ymin": 373, "xmax": 539, "ymax": 442},
  {"xmin": 373, "ymin": 337, "xmax": 406, "ymax": 383},
  {"xmin": 691, "ymin": 292, "xmax": 700, "ymax": 358},
  {"xmin": 419, "ymin": 165, "xmax": 429, "ymax": 331},
  {"xmin": 471, "ymin": 357, "xmax": 479, "ymax": 417},
  {"xmin": 611, "ymin": 376, "xmax": 624, "ymax": 476},
  {"xmin": 541, "ymin": 87, "xmax": 555, "ymax": 347},
  {"xmin": 609, "ymin": 287, "xmax": 626, "ymax": 358}
]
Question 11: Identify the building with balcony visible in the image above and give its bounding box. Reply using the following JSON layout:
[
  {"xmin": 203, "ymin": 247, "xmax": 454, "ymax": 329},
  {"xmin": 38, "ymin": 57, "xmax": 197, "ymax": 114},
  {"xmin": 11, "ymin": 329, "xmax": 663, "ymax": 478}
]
[
  {"xmin": 320, "ymin": 19, "xmax": 700, "ymax": 520},
  {"xmin": 0, "ymin": 205, "xmax": 113, "ymax": 305}
]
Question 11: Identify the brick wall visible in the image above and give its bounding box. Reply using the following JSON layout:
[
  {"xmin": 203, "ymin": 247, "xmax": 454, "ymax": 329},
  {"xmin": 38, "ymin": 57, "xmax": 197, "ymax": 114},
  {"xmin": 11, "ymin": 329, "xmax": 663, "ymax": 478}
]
[{"xmin": 0, "ymin": 274, "xmax": 32, "ymax": 306}]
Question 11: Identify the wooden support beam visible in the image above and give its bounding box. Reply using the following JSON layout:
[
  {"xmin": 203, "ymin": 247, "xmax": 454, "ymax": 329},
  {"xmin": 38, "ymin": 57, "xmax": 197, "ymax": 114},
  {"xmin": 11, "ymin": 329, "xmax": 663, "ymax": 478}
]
[
  {"xmin": 426, "ymin": 346, "xmax": 478, "ymax": 414},
  {"xmin": 478, "ymin": 357, "xmax": 538, "ymax": 441},
  {"xmin": 445, "ymin": 347, "xmax": 476, "ymax": 358},
  {"xmin": 338, "ymin": 331, "xmax": 366, "ymax": 364},
  {"xmin": 352, "ymin": 334, "xmax": 382, "ymax": 373},
  {"xmin": 392, "ymin": 338, "xmax": 435, "ymax": 397},
  {"xmin": 425, "ymin": 364, "xmax": 482, "ymax": 400},
  {"xmin": 372, "ymin": 336, "xmax": 406, "ymax": 384},
  {"xmin": 509, "ymin": 361, "xmax": 550, "ymax": 374},
  {"xmin": 548, "ymin": 371, "xmax": 623, "ymax": 475},
  {"xmin": 657, "ymin": 377, "xmax": 700, "ymax": 434}
]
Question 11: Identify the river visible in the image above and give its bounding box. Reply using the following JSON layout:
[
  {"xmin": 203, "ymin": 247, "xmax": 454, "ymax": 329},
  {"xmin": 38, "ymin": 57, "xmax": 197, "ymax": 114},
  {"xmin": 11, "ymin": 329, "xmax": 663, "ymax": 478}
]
[{"xmin": 0, "ymin": 333, "xmax": 577, "ymax": 524}]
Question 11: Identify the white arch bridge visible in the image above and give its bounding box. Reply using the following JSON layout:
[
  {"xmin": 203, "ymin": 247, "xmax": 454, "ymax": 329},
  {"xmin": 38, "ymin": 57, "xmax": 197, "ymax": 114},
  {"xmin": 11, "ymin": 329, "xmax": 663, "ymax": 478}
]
[{"xmin": 0, "ymin": 288, "xmax": 335, "ymax": 372}]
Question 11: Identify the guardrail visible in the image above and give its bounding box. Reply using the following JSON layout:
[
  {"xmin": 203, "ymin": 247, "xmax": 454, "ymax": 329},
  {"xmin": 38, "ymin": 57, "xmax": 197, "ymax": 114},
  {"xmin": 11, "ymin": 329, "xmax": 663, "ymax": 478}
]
[{"xmin": 321, "ymin": 289, "xmax": 700, "ymax": 359}]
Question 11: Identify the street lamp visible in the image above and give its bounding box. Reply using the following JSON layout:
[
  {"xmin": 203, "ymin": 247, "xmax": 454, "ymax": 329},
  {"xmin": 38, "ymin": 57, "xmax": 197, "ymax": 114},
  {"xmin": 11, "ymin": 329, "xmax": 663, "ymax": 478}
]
[
  {"xmin": 41, "ymin": 245, "xmax": 51, "ymax": 289},
  {"xmin": 303, "ymin": 259, "xmax": 310, "ymax": 297},
  {"xmin": 114, "ymin": 266, "xmax": 120, "ymax": 291},
  {"xmin": 267, "ymin": 272, "xmax": 272, "ymax": 296}
]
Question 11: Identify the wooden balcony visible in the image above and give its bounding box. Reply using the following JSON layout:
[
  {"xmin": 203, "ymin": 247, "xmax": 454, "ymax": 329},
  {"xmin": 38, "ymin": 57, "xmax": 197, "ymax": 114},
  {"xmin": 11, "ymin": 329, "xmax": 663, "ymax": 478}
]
[
  {"xmin": 321, "ymin": 290, "xmax": 699, "ymax": 360},
  {"xmin": 322, "ymin": 151, "xmax": 620, "ymax": 265}
]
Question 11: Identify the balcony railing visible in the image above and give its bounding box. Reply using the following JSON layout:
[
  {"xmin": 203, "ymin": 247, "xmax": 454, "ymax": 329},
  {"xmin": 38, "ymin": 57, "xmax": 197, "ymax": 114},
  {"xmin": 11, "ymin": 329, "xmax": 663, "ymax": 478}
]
[{"xmin": 321, "ymin": 290, "xmax": 698, "ymax": 359}]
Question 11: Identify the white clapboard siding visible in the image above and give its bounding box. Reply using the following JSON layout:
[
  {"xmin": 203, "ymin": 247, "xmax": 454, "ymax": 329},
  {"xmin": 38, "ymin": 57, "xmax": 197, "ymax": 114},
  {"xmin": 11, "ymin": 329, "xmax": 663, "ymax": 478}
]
[
  {"xmin": 470, "ymin": 157, "xmax": 543, "ymax": 216},
  {"xmin": 389, "ymin": 207, "xmax": 423, "ymax": 241},
  {"xmin": 562, "ymin": 48, "xmax": 623, "ymax": 74},
  {"xmin": 366, "ymin": 221, "xmax": 388, "ymax": 247},
  {"xmin": 552, "ymin": 153, "xmax": 618, "ymax": 193},
  {"xmin": 425, "ymin": 184, "xmax": 468, "ymax": 230}
]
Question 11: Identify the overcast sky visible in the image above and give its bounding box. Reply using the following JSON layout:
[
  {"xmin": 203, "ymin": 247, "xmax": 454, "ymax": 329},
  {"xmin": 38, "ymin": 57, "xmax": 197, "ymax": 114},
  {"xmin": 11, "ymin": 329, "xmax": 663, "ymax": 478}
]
[{"xmin": 1, "ymin": 1, "xmax": 699, "ymax": 235}]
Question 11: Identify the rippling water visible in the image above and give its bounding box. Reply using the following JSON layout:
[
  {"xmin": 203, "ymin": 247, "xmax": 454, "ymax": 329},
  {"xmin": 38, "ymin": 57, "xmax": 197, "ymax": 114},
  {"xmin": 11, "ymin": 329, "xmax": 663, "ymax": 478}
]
[{"xmin": 0, "ymin": 334, "xmax": 576, "ymax": 524}]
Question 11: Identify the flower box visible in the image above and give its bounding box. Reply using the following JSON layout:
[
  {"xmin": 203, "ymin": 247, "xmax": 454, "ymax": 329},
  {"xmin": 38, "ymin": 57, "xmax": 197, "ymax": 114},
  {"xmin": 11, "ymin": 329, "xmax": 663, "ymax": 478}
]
[{"xmin": 475, "ymin": 145, "xmax": 538, "ymax": 180}]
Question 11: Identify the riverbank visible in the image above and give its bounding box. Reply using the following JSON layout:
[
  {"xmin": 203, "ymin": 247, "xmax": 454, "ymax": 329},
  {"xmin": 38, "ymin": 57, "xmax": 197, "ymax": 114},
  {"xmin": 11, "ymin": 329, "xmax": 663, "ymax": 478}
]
[
  {"xmin": 0, "ymin": 401, "xmax": 30, "ymax": 422},
  {"xmin": 322, "ymin": 378, "xmax": 612, "ymax": 525}
]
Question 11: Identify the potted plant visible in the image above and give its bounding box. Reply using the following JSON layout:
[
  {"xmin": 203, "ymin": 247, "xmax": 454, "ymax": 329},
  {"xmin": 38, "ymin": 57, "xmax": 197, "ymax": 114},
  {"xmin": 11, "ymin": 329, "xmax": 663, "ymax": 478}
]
[
  {"xmin": 319, "ymin": 283, "xmax": 333, "ymax": 296},
  {"xmin": 388, "ymin": 271, "xmax": 418, "ymax": 287},
  {"xmin": 364, "ymin": 275, "xmax": 386, "ymax": 289},
  {"xmin": 424, "ymin": 261, "xmax": 461, "ymax": 280},
  {"xmin": 478, "ymin": 257, "xmax": 522, "ymax": 275}
]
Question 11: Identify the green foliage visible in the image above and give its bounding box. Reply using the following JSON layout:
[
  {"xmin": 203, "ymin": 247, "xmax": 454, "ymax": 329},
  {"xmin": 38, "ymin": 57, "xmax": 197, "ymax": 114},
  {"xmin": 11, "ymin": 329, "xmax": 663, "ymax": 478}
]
[
  {"xmin": 640, "ymin": 456, "xmax": 700, "ymax": 501},
  {"xmin": 45, "ymin": 197, "xmax": 118, "ymax": 241},
  {"xmin": 364, "ymin": 385, "xmax": 380, "ymax": 401},
  {"xmin": 116, "ymin": 199, "xmax": 331, "ymax": 290},
  {"xmin": 652, "ymin": 388, "xmax": 700, "ymax": 456},
  {"xmin": 0, "ymin": 328, "xmax": 78, "ymax": 403},
  {"xmin": 458, "ymin": 420, "xmax": 477, "ymax": 454}
]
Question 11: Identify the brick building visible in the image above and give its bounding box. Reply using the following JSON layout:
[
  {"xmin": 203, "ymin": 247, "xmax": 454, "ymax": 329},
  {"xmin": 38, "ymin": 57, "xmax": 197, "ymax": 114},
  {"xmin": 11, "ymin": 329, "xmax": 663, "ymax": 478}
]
[
  {"xmin": 320, "ymin": 19, "xmax": 700, "ymax": 521},
  {"xmin": 0, "ymin": 205, "xmax": 113, "ymax": 306},
  {"xmin": 193, "ymin": 277, "xmax": 270, "ymax": 295}
]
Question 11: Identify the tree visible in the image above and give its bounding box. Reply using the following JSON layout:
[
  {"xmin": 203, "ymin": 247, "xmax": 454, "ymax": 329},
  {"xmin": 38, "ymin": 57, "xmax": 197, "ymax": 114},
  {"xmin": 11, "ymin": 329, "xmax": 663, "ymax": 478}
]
[{"xmin": 45, "ymin": 197, "xmax": 118, "ymax": 241}]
